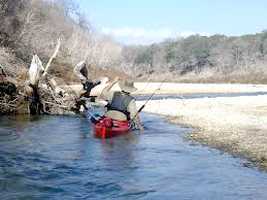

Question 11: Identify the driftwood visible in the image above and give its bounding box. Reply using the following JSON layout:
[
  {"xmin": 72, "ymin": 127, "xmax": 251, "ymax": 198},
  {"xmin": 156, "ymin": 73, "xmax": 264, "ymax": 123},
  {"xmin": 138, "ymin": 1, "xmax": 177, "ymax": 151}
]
[
  {"xmin": 0, "ymin": 38, "xmax": 82, "ymax": 115},
  {"xmin": 28, "ymin": 55, "xmax": 44, "ymax": 86},
  {"xmin": 0, "ymin": 91, "xmax": 18, "ymax": 114},
  {"xmin": 25, "ymin": 38, "xmax": 59, "ymax": 114},
  {"xmin": 42, "ymin": 38, "xmax": 61, "ymax": 79},
  {"xmin": 24, "ymin": 38, "xmax": 78, "ymax": 115}
]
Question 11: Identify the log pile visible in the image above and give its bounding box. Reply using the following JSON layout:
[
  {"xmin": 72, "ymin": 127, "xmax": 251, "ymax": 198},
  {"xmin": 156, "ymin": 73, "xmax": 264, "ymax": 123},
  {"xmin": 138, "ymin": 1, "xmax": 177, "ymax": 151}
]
[
  {"xmin": 0, "ymin": 93, "xmax": 17, "ymax": 114},
  {"xmin": 39, "ymin": 83, "xmax": 77, "ymax": 115},
  {"xmin": 0, "ymin": 39, "xmax": 80, "ymax": 115}
]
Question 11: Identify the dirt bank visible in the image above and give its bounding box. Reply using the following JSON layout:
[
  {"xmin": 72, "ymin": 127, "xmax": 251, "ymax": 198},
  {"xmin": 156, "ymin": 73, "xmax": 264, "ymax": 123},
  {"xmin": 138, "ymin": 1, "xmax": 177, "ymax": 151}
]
[{"xmin": 137, "ymin": 94, "xmax": 267, "ymax": 169}]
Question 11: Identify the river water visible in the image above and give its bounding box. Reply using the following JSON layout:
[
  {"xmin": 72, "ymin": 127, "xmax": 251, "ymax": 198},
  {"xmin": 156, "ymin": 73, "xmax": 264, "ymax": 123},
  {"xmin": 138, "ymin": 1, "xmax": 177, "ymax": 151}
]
[
  {"xmin": 136, "ymin": 92, "xmax": 267, "ymax": 101},
  {"xmin": 0, "ymin": 113, "xmax": 267, "ymax": 199}
]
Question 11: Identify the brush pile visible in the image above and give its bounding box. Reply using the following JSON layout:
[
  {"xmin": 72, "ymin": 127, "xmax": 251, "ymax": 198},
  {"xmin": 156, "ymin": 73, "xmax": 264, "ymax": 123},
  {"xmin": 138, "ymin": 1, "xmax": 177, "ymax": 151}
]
[{"xmin": 0, "ymin": 40, "xmax": 80, "ymax": 115}]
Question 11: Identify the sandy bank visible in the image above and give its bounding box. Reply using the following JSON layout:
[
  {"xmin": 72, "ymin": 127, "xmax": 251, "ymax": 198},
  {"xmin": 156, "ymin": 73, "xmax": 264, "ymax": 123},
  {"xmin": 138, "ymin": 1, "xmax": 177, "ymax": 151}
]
[
  {"xmin": 134, "ymin": 82, "xmax": 267, "ymax": 94},
  {"xmin": 137, "ymin": 95, "xmax": 267, "ymax": 168},
  {"xmin": 64, "ymin": 82, "xmax": 267, "ymax": 96}
]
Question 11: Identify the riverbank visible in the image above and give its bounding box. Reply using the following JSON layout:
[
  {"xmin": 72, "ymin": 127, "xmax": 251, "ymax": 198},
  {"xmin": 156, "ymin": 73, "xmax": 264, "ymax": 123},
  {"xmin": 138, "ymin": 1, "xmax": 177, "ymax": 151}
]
[
  {"xmin": 64, "ymin": 82, "xmax": 267, "ymax": 96},
  {"xmin": 134, "ymin": 82, "xmax": 267, "ymax": 94},
  {"xmin": 137, "ymin": 94, "xmax": 267, "ymax": 169}
]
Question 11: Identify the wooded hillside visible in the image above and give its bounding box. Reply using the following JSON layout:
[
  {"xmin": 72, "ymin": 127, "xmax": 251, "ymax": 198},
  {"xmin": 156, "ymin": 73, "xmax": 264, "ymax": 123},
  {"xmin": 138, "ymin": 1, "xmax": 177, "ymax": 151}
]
[
  {"xmin": 0, "ymin": 0, "xmax": 124, "ymax": 81},
  {"xmin": 1, "ymin": 0, "xmax": 267, "ymax": 83},
  {"xmin": 121, "ymin": 33, "xmax": 267, "ymax": 83}
]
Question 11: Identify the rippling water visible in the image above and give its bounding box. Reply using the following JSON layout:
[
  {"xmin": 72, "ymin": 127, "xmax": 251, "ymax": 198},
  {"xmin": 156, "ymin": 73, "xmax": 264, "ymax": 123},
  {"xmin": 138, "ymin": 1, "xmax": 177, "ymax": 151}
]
[{"xmin": 0, "ymin": 114, "xmax": 267, "ymax": 200}]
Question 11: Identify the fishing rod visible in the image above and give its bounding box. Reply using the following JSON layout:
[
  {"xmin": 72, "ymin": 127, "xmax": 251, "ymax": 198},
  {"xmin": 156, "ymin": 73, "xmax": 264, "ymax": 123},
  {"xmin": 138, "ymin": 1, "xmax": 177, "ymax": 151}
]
[{"xmin": 131, "ymin": 78, "xmax": 168, "ymax": 122}]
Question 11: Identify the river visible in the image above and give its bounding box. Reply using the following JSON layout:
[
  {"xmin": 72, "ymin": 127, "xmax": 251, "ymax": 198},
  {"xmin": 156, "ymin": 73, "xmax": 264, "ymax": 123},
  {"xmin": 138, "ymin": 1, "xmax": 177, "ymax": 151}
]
[{"xmin": 0, "ymin": 113, "xmax": 267, "ymax": 199}]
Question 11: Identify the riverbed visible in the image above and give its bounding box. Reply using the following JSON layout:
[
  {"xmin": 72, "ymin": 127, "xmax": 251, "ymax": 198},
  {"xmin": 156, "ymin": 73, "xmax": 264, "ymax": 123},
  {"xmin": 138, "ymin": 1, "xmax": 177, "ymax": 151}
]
[{"xmin": 0, "ymin": 114, "xmax": 267, "ymax": 199}]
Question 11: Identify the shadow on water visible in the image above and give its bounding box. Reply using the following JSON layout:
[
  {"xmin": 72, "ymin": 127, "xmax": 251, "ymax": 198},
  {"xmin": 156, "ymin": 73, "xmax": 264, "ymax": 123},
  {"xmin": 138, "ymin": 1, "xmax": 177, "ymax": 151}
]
[{"xmin": 0, "ymin": 113, "xmax": 267, "ymax": 199}]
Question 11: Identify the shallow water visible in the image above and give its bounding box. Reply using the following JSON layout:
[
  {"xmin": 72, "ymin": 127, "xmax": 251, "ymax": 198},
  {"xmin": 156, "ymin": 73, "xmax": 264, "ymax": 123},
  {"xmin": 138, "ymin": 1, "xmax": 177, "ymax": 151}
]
[
  {"xmin": 136, "ymin": 92, "xmax": 267, "ymax": 101},
  {"xmin": 0, "ymin": 114, "xmax": 267, "ymax": 199}
]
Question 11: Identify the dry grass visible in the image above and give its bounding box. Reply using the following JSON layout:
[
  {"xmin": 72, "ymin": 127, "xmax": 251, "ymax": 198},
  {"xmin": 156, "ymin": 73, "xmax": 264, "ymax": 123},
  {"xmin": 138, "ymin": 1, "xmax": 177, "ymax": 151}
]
[
  {"xmin": 0, "ymin": 47, "xmax": 27, "ymax": 78},
  {"xmin": 49, "ymin": 61, "xmax": 129, "ymax": 84},
  {"xmin": 176, "ymin": 69, "xmax": 267, "ymax": 84},
  {"xmin": 138, "ymin": 67, "xmax": 267, "ymax": 84}
]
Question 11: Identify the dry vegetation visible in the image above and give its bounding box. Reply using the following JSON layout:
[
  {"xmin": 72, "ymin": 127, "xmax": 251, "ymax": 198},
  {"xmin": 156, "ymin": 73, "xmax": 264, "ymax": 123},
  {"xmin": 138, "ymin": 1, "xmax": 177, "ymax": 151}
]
[
  {"xmin": 122, "ymin": 34, "xmax": 267, "ymax": 83},
  {"xmin": 1, "ymin": 0, "xmax": 267, "ymax": 85},
  {"xmin": 0, "ymin": 0, "xmax": 126, "ymax": 82},
  {"xmin": 0, "ymin": 0, "xmax": 131, "ymax": 115}
]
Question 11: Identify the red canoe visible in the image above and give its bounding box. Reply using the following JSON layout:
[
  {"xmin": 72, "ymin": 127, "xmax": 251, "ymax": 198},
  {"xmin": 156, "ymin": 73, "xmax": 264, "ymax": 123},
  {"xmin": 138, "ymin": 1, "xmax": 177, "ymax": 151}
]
[{"xmin": 93, "ymin": 117, "xmax": 131, "ymax": 139}]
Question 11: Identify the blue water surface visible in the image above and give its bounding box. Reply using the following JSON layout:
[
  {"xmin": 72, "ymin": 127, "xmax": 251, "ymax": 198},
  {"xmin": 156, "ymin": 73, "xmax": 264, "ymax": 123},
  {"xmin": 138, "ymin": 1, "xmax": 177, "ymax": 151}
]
[{"xmin": 0, "ymin": 113, "xmax": 267, "ymax": 200}]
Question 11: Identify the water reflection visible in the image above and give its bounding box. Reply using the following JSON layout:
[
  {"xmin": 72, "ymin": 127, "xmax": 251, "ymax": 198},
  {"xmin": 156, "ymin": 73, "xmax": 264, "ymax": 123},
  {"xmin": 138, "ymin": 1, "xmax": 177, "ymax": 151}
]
[
  {"xmin": 99, "ymin": 133, "xmax": 139, "ymax": 168},
  {"xmin": 0, "ymin": 114, "xmax": 267, "ymax": 199}
]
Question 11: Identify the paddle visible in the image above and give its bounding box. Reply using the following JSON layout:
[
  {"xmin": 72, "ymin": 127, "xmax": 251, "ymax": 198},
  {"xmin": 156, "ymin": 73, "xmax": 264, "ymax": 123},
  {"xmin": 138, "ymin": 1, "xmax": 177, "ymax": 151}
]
[{"xmin": 78, "ymin": 96, "xmax": 102, "ymax": 123}]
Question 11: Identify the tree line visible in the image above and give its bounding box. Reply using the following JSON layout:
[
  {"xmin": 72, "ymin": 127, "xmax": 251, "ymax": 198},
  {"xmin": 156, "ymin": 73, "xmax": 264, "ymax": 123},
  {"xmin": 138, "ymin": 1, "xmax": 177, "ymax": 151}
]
[
  {"xmin": 0, "ymin": 0, "xmax": 122, "ymax": 80},
  {"xmin": 1, "ymin": 0, "xmax": 267, "ymax": 83},
  {"xmin": 121, "ymin": 32, "xmax": 267, "ymax": 82}
]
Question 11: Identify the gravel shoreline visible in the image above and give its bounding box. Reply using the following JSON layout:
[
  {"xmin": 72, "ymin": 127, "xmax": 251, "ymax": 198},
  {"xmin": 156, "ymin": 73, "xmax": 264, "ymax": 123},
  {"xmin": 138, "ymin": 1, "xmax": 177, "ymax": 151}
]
[
  {"xmin": 67, "ymin": 82, "xmax": 267, "ymax": 168},
  {"xmin": 137, "ymin": 94, "xmax": 267, "ymax": 169}
]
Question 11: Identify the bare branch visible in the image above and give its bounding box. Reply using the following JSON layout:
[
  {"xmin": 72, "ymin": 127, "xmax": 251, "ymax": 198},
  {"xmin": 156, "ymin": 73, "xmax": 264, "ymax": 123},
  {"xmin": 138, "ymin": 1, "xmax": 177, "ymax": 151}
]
[{"xmin": 42, "ymin": 38, "xmax": 61, "ymax": 78}]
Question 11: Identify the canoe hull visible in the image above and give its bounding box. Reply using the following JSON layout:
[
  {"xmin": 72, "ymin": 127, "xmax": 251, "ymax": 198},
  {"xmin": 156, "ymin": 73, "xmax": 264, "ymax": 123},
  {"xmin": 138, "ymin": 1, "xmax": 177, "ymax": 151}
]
[{"xmin": 93, "ymin": 117, "xmax": 130, "ymax": 139}]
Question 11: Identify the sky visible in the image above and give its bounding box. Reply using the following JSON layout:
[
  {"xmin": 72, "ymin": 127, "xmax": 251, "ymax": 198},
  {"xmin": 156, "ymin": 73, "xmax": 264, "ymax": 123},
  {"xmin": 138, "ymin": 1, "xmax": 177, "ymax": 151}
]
[{"xmin": 77, "ymin": 0, "xmax": 267, "ymax": 45}]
